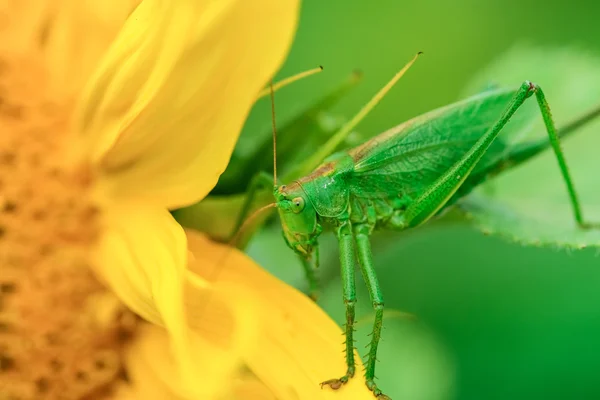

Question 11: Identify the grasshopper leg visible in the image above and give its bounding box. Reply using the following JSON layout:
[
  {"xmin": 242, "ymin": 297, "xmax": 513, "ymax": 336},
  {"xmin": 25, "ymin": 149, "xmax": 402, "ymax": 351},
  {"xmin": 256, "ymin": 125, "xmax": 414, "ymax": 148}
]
[
  {"xmin": 321, "ymin": 220, "xmax": 357, "ymax": 390},
  {"xmin": 355, "ymin": 224, "xmax": 390, "ymax": 400},
  {"xmin": 298, "ymin": 255, "xmax": 320, "ymax": 301},
  {"xmin": 530, "ymin": 84, "xmax": 599, "ymax": 229},
  {"xmin": 231, "ymin": 171, "xmax": 273, "ymax": 237},
  {"xmin": 397, "ymin": 81, "xmax": 598, "ymax": 230}
]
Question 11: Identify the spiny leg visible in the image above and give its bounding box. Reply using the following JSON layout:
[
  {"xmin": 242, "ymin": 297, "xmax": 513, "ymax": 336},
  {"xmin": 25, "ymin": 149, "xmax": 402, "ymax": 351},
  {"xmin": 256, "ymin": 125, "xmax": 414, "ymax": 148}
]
[
  {"xmin": 321, "ymin": 220, "xmax": 357, "ymax": 390},
  {"xmin": 531, "ymin": 84, "xmax": 598, "ymax": 229},
  {"xmin": 354, "ymin": 224, "xmax": 389, "ymax": 400},
  {"xmin": 398, "ymin": 81, "xmax": 537, "ymax": 227},
  {"xmin": 479, "ymin": 102, "xmax": 600, "ymax": 180}
]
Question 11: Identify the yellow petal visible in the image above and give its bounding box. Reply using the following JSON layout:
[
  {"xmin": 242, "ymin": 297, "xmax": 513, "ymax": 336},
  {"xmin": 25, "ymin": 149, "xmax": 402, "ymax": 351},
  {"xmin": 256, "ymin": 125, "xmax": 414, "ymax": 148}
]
[
  {"xmin": 112, "ymin": 326, "xmax": 182, "ymax": 400},
  {"xmin": 78, "ymin": 0, "xmax": 300, "ymax": 209},
  {"xmin": 231, "ymin": 372, "xmax": 277, "ymax": 400},
  {"xmin": 95, "ymin": 204, "xmax": 185, "ymax": 325},
  {"xmin": 116, "ymin": 325, "xmax": 187, "ymax": 400},
  {"xmin": 96, "ymin": 206, "xmax": 262, "ymax": 398},
  {"xmin": 183, "ymin": 277, "xmax": 263, "ymax": 399},
  {"xmin": 186, "ymin": 230, "xmax": 374, "ymax": 400},
  {"xmin": 115, "ymin": 325, "xmax": 276, "ymax": 400},
  {"xmin": 0, "ymin": 0, "xmax": 49, "ymax": 52},
  {"xmin": 94, "ymin": 205, "xmax": 195, "ymax": 386},
  {"xmin": 43, "ymin": 0, "xmax": 141, "ymax": 97},
  {"xmin": 116, "ymin": 286, "xmax": 268, "ymax": 400},
  {"xmin": 116, "ymin": 309, "xmax": 262, "ymax": 399}
]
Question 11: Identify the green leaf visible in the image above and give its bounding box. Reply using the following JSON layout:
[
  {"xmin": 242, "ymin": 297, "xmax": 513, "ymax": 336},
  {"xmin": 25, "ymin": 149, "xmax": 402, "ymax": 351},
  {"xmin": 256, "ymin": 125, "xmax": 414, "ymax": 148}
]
[
  {"xmin": 212, "ymin": 70, "xmax": 362, "ymax": 195},
  {"xmin": 458, "ymin": 45, "xmax": 600, "ymax": 248}
]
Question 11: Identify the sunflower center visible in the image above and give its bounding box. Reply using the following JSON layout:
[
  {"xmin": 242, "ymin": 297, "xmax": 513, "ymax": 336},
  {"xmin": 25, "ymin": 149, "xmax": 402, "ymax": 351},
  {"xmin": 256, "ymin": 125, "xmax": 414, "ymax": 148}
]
[{"xmin": 0, "ymin": 55, "xmax": 136, "ymax": 399}]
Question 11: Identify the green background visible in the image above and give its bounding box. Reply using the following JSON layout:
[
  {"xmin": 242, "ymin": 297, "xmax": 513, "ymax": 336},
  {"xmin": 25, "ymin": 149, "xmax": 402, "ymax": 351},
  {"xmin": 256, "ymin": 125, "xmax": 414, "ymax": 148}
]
[{"xmin": 242, "ymin": 1, "xmax": 600, "ymax": 399}]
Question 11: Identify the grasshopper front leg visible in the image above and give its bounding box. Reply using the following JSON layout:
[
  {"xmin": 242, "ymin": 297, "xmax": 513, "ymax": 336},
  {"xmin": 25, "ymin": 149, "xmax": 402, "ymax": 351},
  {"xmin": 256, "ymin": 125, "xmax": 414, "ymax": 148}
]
[
  {"xmin": 354, "ymin": 223, "xmax": 389, "ymax": 400},
  {"xmin": 322, "ymin": 220, "xmax": 390, "ymax": 399},
  {"xmin": 321, "ymin": 219, "xmax": 357, "ymax": 389},
  {"xmin": 298, "ymin": 254, "xmax": 320, "ymax": 301},
  {"xmin": 232, "ymin": 171, "xmax": 274, "ymax": 236}
]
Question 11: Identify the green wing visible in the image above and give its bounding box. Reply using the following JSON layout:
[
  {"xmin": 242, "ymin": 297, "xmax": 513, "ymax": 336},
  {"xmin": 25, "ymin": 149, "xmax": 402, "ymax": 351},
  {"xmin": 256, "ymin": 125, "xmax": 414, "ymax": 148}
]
[{"xmin": 348, "ymin": 88, "xmax": 539, "ymax": 202}]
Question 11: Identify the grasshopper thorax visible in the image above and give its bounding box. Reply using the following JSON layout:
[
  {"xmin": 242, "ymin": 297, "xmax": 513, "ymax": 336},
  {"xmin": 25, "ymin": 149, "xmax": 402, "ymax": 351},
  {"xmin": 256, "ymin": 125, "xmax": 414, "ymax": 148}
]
[{"xmin": 274, "ymin": 182, "xmax": 319, "ymax": 257}]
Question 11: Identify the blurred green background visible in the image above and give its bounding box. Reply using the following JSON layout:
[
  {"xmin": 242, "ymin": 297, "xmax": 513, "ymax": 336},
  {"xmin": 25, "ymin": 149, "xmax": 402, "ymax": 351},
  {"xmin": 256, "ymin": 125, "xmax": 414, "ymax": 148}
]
[{"xmin": 241, "ymin": 1, "xmax": 600, "ymax": 399}]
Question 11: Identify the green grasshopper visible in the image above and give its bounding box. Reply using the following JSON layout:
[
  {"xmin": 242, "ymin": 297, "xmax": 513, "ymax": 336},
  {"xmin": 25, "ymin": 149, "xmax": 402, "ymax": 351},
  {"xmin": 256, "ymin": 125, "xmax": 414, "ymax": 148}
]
[{"xmin": 247, "ymin": 52, "xmax": 600, "ymax": 399}]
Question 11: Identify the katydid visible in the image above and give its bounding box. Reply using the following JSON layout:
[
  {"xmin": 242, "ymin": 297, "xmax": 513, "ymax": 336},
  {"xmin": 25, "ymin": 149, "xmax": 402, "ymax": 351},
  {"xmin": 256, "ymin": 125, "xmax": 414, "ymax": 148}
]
[{"xmin": 243, "ymin": 53, "xmax": 600, "ymax": 399}]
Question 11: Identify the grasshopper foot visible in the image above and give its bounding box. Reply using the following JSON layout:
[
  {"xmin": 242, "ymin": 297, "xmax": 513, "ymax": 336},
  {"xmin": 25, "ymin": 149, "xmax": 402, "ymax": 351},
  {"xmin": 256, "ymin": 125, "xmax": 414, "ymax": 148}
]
[
  {"xmin": 367, "ymin": 379, "xmax": 391, "ymax": 400},
  {"xmin": 320, "ymin": 377, "xmax": 346, "ymax": 390},
  {"xmin": 578, "ymin": 222, "xmax": 600, "ymax": 230},
  {"xmin": 320, "ymin": 368, "xmax": 355, "ymax": 390}
]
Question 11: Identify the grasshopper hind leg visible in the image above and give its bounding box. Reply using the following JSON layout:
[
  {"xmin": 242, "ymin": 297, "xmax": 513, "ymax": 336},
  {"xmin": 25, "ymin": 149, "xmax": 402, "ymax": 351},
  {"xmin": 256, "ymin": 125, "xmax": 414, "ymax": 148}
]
[{"xmin": 530, "ymin": 83, "xmax": 600, "ymax": 230}]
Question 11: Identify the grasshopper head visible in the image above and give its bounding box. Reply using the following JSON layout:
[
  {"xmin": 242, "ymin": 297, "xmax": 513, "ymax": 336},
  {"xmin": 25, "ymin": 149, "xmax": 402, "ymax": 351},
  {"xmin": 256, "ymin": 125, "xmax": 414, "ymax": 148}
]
[{"xmin": 274, "ymin": 182, "xmax": 319, "ymax": 257}]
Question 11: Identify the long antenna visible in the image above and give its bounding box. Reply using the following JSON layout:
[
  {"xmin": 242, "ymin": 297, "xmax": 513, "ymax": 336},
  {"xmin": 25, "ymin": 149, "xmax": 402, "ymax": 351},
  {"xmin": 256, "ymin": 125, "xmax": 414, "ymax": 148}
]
[
  {"xmin": 284, "ymin": 52, "xmax": 423, "ymax": 181},
  {"xmin": 270, "ymin": 80, "xmax": 278, "ymax": 186},
  {"xmin": 229, "ymin": 202, "xmax": 277, "ymax": 249},
  {"xmin": 208, "ymin": 202, "xmax": 277, "ymax": 284},
  {"xmin": 256, "ymin": 66, "xmax": 324, "ymax": 99}
]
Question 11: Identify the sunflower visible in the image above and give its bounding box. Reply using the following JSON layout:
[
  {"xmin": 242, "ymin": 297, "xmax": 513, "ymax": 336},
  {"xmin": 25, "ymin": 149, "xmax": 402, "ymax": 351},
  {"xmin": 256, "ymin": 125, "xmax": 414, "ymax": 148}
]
[{"xmin": 0, "ymin": 1, "xmax": 373, "ymax": 399}]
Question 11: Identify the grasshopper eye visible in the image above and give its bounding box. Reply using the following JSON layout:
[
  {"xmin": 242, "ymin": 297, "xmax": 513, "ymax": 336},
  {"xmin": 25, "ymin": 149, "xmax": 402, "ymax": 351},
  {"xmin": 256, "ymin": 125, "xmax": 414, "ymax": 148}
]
[{"xmin": 291, "ymin": 197, "xmax": 305, "ymax": 213}]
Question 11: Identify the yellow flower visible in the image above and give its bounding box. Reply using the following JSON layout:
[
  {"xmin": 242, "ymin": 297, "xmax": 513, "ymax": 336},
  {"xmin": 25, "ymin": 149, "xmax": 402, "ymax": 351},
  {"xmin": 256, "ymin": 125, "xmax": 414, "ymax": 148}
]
[{"xmin": 0, "ymin": 1, "xmax": 374, "ymax": 399}]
